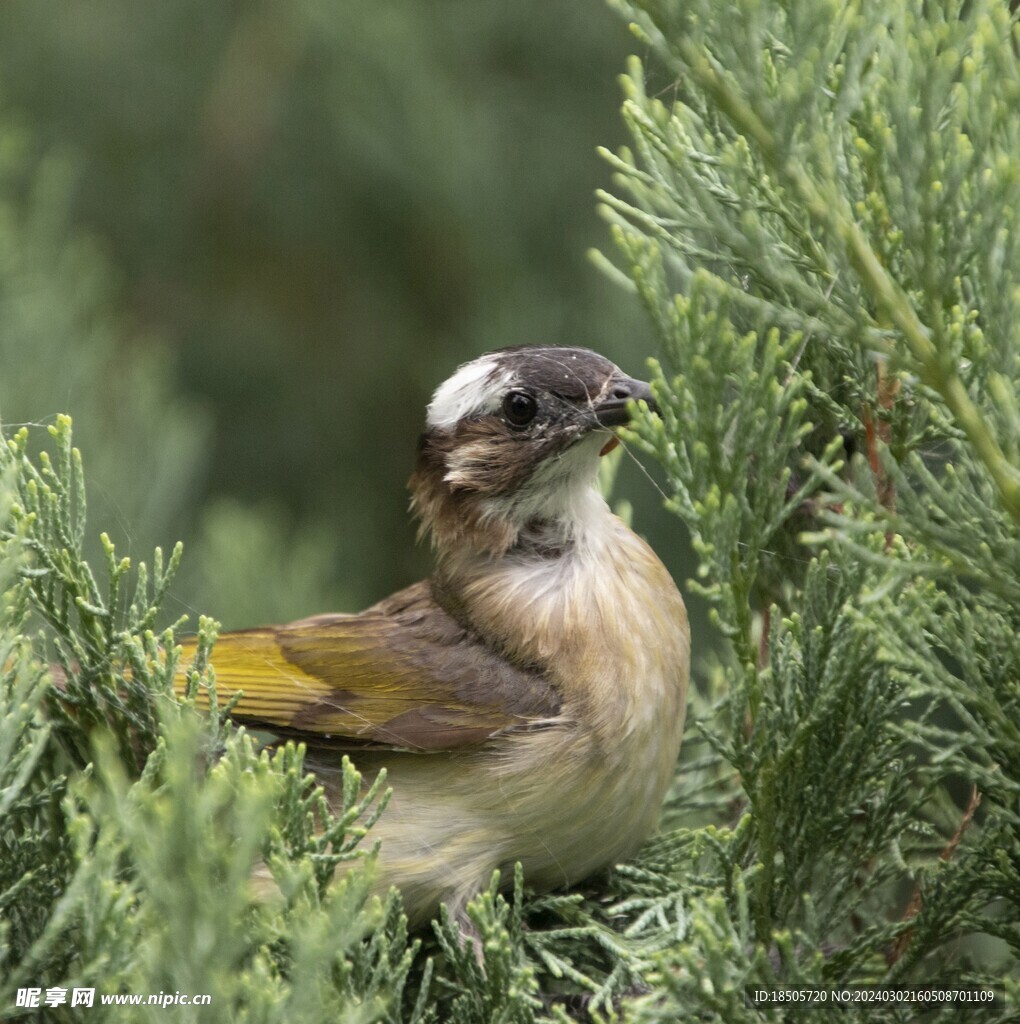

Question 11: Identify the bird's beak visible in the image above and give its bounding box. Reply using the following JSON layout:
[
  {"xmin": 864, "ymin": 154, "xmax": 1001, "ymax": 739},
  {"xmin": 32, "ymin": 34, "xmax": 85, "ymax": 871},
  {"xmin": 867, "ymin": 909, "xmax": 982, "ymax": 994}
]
[{"xmin": 593, "ymin": 376, "xmax": 659, "ymax": 427}]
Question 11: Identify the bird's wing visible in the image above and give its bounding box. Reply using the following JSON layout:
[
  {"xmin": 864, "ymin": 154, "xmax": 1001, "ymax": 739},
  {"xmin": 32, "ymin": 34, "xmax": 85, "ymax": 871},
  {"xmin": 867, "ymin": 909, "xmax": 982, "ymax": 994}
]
[{"xmin": 174, "ymin": 581, "xmax": 562, "ymax": 751}]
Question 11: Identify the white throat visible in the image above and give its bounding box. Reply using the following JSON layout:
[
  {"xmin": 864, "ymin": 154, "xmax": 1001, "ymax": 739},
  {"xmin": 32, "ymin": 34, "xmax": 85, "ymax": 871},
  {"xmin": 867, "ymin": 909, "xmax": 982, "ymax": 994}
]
[{"xmin": 479, "ymin": 432, "xmax": 611, "ymax": 547}]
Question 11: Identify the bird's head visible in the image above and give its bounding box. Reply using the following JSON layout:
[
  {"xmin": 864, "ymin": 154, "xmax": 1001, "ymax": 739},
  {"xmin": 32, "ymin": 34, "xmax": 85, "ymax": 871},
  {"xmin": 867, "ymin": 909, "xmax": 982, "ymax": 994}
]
[{"xmin": 410, "ymin": 346, "xmax": 657, "ymax": 557}]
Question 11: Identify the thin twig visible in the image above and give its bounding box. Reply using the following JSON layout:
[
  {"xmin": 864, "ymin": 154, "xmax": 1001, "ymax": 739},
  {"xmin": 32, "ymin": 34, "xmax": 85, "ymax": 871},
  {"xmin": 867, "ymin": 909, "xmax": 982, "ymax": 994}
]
[{"xmin": 888, "ymin": 784, "xmax": 982, "ymax": 965}]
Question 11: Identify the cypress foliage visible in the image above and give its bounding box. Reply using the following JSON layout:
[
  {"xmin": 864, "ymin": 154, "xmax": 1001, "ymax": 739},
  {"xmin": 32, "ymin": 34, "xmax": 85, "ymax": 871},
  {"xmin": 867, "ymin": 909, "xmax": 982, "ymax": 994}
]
[
  {"xmin": 2, "ymin": 0, "xmax": 1019, "ymax": 1020},
  {"xmin": 594, "ymin": 0, "xmax": 1020, "ymax": 1017}
]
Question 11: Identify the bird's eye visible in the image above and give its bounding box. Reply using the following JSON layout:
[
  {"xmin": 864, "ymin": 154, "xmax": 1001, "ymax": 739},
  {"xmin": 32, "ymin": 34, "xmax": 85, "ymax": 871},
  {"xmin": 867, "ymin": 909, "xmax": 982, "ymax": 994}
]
[{"xmin": 502, "ymin": 390, "xmax": 538, "ymax": 427}]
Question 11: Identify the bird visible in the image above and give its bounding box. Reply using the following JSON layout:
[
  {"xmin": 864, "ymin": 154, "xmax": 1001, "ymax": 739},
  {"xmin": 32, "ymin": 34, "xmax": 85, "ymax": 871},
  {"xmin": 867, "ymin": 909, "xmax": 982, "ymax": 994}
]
[{"xmin": 176, "ymin": 345, "xmax": 690, "ymax": 929}]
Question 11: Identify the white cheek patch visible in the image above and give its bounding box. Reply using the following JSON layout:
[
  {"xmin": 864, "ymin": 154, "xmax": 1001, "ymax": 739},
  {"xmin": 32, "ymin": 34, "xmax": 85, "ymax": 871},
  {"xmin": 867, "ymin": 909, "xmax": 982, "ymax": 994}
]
[
  {"xmin": 443, "ymin": 440, "xmax": 491, "ymax": 487},
  {"xmin": 427, "ymin": 355, "xmax": 513, "ymax": 430}
]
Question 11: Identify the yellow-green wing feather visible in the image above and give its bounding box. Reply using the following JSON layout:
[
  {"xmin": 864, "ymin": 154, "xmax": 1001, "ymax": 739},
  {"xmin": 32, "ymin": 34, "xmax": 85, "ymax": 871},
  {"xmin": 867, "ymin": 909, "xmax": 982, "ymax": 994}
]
[{"xmin": 174, "ymin": 581, "xmax": 561, "ymax": 751}]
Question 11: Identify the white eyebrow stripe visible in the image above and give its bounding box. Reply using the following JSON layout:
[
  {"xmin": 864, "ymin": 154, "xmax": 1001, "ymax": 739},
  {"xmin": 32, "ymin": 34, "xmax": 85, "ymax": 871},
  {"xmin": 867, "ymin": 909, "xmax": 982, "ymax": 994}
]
[{"xmin": 426, "ymin": 356, "xmax": 513, "ymax": 430}]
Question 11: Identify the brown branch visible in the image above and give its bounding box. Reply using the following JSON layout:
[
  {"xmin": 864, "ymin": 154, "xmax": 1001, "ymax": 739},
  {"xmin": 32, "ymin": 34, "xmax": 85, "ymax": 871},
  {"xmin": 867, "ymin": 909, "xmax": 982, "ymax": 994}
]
[{"xmin": 888, "ymin": 785, "xmax": 982, "ymax": 965}]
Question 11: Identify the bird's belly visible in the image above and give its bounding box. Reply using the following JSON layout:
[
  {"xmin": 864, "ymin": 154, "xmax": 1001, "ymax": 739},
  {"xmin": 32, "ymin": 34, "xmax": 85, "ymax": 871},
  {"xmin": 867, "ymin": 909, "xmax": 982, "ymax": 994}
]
[{"xmin": 339, "ymin": 713, "xmax": 678, "ymax": 926}]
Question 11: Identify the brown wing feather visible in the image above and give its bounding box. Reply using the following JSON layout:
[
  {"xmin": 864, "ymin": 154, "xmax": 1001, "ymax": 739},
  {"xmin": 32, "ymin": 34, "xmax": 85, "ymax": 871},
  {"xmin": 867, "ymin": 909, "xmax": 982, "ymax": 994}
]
[{"xmin": 174, "ymin": 581, "xmax": 562, "ymax": 751}]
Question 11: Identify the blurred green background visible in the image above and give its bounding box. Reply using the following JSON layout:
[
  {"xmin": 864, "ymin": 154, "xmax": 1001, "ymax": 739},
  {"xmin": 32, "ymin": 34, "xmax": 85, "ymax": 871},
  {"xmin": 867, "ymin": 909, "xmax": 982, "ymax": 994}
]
[{"xmin": 0, "ymin": 0, "xmax": 690, "ymax": 630}]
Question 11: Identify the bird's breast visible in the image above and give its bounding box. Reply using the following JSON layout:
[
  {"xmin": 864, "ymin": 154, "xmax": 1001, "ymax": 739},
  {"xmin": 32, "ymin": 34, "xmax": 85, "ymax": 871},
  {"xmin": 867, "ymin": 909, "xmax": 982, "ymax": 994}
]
[{"xmin": 453, "ymin": 506, "xmax": 690, "ymax": 775}]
